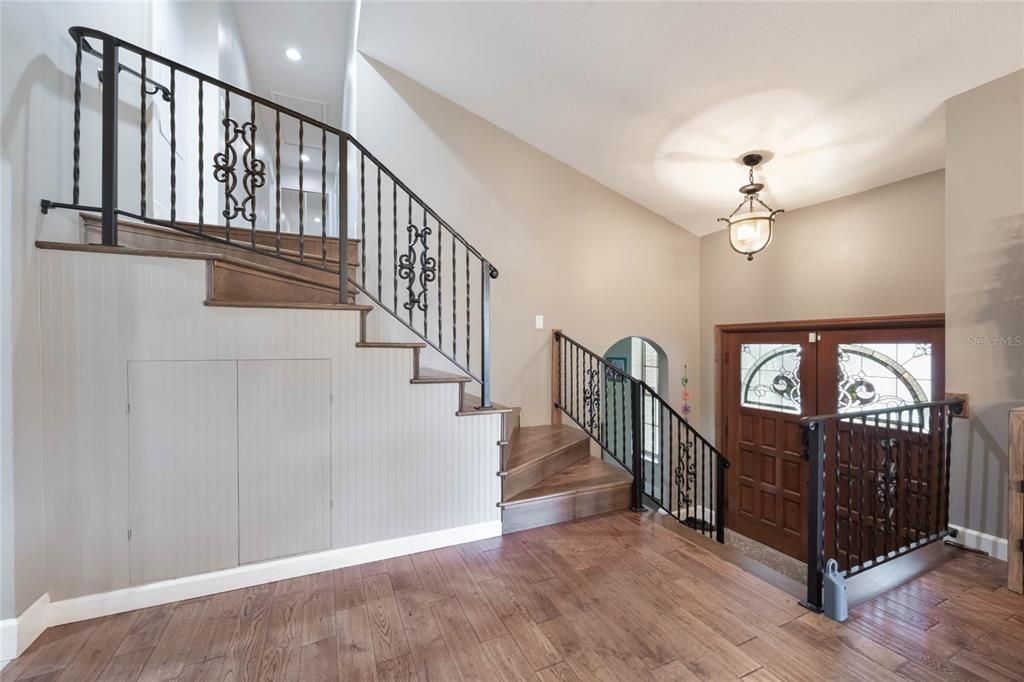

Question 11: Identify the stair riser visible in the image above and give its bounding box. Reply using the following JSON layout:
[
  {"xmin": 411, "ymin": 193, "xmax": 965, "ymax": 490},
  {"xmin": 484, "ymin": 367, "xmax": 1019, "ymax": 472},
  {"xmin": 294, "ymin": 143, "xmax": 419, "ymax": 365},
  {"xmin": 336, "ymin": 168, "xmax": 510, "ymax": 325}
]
[
  {"xmin": 502, "ymin": 440, "xmax": 589, "ymax": 501},
  {"xmin": 208, "ymin": 261, "xmax": 348, "ymax": 305},
  {"xmin": 501, "ymin": 483, "xmax": 631, "ymax": 534}
]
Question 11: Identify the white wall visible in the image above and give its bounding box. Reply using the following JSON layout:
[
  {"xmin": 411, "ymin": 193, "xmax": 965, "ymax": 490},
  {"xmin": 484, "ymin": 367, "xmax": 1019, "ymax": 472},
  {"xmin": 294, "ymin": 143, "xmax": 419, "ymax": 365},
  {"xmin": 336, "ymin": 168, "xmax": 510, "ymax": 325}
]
[
  {"xmin": 945, "ymin": 70, "xmax": 1024, "ymax": 539},
  {"xmin": 356, "ymin": 56, "xmax": 702, "ymax": 426},
  {"xmin": 1, "ymin": 0, "xmax": 153, "ymax": 620},
  {"xmin": 37, "ymin": 249, "xmax": 501, "ymax": 602}
]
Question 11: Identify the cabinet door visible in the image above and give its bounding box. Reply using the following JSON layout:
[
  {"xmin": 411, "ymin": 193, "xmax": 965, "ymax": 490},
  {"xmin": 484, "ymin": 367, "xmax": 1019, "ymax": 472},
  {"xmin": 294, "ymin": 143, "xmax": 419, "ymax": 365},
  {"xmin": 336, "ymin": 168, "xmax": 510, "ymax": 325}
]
[
  {"xmin": 238, "ymin": 359, "xmax": 331, "ymax": 563},
  {"xmin": 128, "ymin": 361, "xmax": 239, "ymax": 585}
]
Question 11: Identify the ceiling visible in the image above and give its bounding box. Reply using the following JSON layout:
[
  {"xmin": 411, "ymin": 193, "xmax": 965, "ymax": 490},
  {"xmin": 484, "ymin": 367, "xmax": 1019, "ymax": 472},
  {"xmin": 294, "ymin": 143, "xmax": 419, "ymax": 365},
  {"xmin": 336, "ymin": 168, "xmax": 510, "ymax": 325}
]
[
  {"xmin": 359, "ymin": 1, "xmax": 1024, "ymax": 235},
  {"xmin": 233, "ymin": 0, "xmax": 350, "ymax": 170}
]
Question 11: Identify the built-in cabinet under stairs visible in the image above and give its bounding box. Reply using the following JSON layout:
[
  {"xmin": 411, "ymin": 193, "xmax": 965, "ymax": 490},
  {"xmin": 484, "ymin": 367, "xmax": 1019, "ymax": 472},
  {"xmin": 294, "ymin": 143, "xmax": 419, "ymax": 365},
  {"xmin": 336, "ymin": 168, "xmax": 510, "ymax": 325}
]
[{"xmin": 498, "ymin": 424, "xmax": 632, "ymax": 533}]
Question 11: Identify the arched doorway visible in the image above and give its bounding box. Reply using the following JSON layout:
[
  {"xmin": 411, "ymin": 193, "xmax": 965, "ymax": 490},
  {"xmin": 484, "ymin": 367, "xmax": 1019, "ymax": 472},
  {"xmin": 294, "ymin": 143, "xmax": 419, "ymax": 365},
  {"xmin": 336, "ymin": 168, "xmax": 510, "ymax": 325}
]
[{"xmin": 604, "ymin": 336, "xmax": 668, "ymax": 489}]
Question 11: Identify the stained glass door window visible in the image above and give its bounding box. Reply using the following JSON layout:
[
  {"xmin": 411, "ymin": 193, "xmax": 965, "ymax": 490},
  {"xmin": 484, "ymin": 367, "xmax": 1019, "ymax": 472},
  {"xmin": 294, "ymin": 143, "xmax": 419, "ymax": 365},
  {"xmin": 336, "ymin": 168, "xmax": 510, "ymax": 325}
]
[{"xmin": 740, "ymin": 343, "xmax": 802, "ymax": 414}]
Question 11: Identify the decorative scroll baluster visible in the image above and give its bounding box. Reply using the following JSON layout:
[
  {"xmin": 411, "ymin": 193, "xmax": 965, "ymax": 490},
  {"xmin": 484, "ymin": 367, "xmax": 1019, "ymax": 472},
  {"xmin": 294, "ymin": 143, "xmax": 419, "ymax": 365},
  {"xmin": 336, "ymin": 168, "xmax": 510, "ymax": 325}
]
[
  {"xmin": 248, "ymin": 99, "xmax": 256, "ymax": 245},
  {"xmin": 423, "ymin": 208, "xmax": 429, "ymax": 337},
  {"xmin": 223, "ymin": 92, "xmax": 231, "ymax": 235},
  {"xmin": 140, "ymin": 55, "xmax": 146, "ymax": 216},
  {"xmin": 213, "ymin": 94, "xmax": 265, "ymax": 232},
  {"xmin": 169, "ymin": 68, "xmax": 176, "ymax": 225},
  {"xmin": 73, "ymin": 33, "xmax": 82, "ymax": 205},
  {"xmin": 197, "ymin": 79, "xmax": 203, "ymax": 234}
]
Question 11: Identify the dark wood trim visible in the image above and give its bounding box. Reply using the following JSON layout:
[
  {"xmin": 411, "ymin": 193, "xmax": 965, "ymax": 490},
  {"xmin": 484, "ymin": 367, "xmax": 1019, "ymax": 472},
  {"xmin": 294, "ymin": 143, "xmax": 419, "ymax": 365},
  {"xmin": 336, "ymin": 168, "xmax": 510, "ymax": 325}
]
[{"xmin": 715, "ymin": 313, "xmax": 944, "ymax": 335}]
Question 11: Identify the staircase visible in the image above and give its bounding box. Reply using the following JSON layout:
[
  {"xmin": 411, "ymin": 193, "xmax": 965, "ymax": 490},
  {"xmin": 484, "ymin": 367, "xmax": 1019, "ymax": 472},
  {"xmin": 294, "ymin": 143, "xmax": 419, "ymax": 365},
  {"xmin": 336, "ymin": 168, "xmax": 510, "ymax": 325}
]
[
  {"xmin": 498, "ymin": 425, "xmax": 632, "ymax": 533},
  {"xmin": 39, "ymin": 25, "xmax": 725, "ymax": 540}
]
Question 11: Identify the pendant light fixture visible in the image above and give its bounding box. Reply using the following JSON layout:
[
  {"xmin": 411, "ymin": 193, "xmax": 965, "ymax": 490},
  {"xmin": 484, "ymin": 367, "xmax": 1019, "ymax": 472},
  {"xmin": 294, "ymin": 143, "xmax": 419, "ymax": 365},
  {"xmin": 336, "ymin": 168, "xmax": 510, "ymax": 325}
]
[{"xmin": 719, "ymin": 153, "xmax": 783, "ymax": 261}]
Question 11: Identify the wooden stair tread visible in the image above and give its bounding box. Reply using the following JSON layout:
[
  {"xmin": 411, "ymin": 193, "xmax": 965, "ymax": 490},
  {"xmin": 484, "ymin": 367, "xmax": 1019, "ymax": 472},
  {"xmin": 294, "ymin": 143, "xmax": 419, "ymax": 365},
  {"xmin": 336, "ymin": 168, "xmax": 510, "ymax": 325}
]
[
  {"xmin": 502, "ymin": 425, "xmax": 589, "ymax": 473},
  {"xmin": 204, "ymin": 300, "xmax": 372, "ymax": 311},
  {"xmin": 458, "ymin": 393, "xmax": 514, "ymax": 416},
  {"xmin": 36, "ymin": 240, "xmax": 222, "ymax": 260},
  {"xmin": 500, "ymin": 457, "xmax": 631, "ymax": 506},
  {"xmin": 356, "ymin": 341, "xmax": 427, "ymax": 349},
  {"xmin": 411, "ymin": 368, "xmax": 472, "ymax": 384}
]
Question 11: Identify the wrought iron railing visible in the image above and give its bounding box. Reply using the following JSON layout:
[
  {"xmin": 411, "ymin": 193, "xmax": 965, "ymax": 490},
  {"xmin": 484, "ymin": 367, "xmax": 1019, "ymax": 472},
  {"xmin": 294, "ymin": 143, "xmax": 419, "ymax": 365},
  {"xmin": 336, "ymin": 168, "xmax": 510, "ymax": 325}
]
[
  {"xmin": 553, "ymin": 331, "xmax": 730, "ymax": 542},
  {"xmin": 40, "ymin": 26, "xmax": 497, "ymax": 406},
  {"xmin": 800, "ymin": 398, "xmax": 964, "ymax": 611}
]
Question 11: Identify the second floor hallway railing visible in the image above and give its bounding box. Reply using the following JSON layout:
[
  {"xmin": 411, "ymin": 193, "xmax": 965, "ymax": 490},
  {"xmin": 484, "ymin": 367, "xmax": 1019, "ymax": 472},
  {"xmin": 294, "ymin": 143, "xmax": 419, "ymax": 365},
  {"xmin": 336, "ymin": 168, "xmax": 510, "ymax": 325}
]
[
  {"xmin": 39, "ymin": 26, "xmax": 497, "ymax": 407},
  {"xmin": 552, "ymin": 331, "xmax": 730, "ymax": 542}
]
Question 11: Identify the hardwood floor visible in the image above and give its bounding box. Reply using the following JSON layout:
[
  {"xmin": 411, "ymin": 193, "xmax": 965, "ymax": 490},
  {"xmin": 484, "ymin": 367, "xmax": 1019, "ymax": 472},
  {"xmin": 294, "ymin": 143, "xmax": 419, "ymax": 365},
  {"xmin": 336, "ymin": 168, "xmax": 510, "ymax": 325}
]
[{"xmin": 4, "ymin": 510, "xmax": 1021, "ymax": 681}]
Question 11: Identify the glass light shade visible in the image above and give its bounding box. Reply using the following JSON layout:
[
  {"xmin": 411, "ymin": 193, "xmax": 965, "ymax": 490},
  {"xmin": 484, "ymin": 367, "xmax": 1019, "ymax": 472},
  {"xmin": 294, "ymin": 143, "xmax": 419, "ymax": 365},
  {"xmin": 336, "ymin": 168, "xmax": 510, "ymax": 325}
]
[{"xmin": 728, "ymin": 210, "xmax": 773, "ymax": 260}]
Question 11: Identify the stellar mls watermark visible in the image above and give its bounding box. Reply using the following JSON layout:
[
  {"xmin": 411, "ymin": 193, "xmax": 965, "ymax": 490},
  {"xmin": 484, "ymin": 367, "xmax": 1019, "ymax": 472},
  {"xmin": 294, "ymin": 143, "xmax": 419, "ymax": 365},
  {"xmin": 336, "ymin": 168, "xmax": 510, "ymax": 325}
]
[{"xmin": 967, "ymin": 335, "xmax": 1024, "ymax": 347}]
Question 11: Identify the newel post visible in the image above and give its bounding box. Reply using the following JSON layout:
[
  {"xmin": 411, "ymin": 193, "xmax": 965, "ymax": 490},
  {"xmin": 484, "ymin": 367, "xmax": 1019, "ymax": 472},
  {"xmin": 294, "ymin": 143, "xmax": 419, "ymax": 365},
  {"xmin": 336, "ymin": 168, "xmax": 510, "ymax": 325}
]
[
  {"xmin": 100, "ymin": 36, "xmax": 119, "ymax": 246},
  {"xmin": 338, "ymin": 136, "xmax": 350, "ymax": 303},
  {"xmin": 630, "ymin": 380, "xmax": 645, "ymax": 512},
  {"xmin": 801, "ymin": 419, "xmax": 826, "ymax": 612},
  {"xmin": 551, "ymin": 330, "xmax": 562, "ymax": 425}
]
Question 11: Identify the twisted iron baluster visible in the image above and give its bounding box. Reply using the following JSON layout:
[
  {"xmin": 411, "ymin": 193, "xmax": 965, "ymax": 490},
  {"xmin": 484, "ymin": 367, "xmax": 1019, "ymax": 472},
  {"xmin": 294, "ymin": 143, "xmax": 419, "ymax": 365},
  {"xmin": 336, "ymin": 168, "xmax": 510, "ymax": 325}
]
[
  {"xmin": 377, "ymin": 167, "xmax": 382, "ymax": 298},
  {"xmin": 451, "ymin": 225, "xmax": 457, "ymax": 359},
  {"xmin": 197, "ymin": 79, "xmax": 203, "ymax": 234},
  {"xmin": 360, "ymin": 152, "xmax": 366, "ymax": 288},
  {"xmin": 466, "ymin": 250, "xmax": 471, "ymax": 368},
  {"xmin": 73, "ymin": 34, "xmax": 82, "ymax": 205},
  {"xmin": 275, "ymin": 112, "xmax": 281, "ymax": 253},
  {"xmin": 169, "ymin": 68, "xmax": 176, "ymax": 225},
  {"xmin": 140, "ymin": 55, "xmax": 146, "ymax": 216},
  {"xmin": 322, "ymin": 127, "xmax": 327, "ymax": 268},
  {"xmin": 299, "ymin": 121, "xmax": 305, "ymax": 260},
  {"xmin": 437, "ymin": 224, "xmax": 442, "ymax": 351},
  {"xmin": 392, "ymin": 182, "xmax": 397, "ymax": 311}
]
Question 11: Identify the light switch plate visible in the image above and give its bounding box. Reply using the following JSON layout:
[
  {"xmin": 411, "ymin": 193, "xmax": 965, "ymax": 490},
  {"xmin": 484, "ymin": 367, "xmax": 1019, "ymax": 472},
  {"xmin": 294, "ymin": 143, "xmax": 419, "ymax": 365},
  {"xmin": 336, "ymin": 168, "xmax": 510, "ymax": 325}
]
[{"xmin": 535, "ymin": 315, "xmax": 544, "ymax": 329}]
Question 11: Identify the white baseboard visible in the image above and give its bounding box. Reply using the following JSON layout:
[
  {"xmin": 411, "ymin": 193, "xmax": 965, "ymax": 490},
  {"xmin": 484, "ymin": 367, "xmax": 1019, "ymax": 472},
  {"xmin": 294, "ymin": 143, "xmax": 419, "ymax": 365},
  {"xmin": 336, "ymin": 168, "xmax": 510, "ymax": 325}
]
[
  {"xmin": 0, "ymin": 592, "xmax": 50, "ymax": 665},
  {"xmin": 4, "ymin": 519, "xmax": 501, "ymax": 662},
  {"xmin": 947, "ymin": 524, "xmax": 1008, "ymax": 561}
]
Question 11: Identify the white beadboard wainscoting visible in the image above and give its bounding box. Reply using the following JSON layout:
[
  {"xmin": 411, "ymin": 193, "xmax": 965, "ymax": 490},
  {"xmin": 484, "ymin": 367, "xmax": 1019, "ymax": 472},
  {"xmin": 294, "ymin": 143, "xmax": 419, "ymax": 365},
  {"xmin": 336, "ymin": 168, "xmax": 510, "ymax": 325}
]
[{"xmin": 37, "ymin": 249, "xmax": 502, "ymax": 610}]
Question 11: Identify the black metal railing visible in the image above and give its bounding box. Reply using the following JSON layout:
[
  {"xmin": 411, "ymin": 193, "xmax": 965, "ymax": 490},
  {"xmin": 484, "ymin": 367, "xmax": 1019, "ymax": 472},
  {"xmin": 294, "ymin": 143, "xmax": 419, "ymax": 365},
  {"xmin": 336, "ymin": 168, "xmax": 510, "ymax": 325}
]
[
  {"xmin": 553, "ymin": 331, "xmax": 730, "ymax": 542},
  {"xmin": 40, "ymin": 26, "xmax": 497, "ymax": 406},
  {"xmin": 800, "ymin": 398, "xmax": 964, "ymax": 611}
]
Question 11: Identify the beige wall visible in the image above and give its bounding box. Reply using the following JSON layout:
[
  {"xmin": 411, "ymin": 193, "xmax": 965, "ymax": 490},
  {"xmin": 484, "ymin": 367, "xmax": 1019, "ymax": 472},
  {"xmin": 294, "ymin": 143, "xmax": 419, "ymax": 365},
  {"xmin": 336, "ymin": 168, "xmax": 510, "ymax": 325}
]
[
  {"xmin": 945, "ymin": 70, "xmax": 1024, "ymax": 539},
  {"xmin": 357, "ymin": 57, "xmax": 701, "ymax": 426},
  {"xmin": 698, "ymin": 170, "xmax": 946, "ymax": 437}
]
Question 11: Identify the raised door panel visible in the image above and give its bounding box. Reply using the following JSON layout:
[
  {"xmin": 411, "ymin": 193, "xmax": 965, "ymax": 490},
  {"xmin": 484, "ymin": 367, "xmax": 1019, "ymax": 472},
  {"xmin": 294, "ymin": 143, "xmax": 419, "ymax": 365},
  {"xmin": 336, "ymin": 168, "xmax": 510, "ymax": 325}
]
[
  {"xmin": 238, "ymin": 359, "xmax": 331, "ymax": 564},
  {"xmin": 128, "ymin": 360, "xmax": 239, "ymax": 585}
]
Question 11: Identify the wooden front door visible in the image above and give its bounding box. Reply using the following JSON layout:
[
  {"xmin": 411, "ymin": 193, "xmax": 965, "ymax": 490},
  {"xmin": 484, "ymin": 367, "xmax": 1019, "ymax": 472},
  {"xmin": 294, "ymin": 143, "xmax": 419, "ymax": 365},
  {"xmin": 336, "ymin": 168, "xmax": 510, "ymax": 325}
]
[
  {"xmin": 721, "ymin": 320, "xmax": 944, "ymax": 561},
  {"xmin": 725, "ymin": 331, "xmax": 817, "ymax": 560}
]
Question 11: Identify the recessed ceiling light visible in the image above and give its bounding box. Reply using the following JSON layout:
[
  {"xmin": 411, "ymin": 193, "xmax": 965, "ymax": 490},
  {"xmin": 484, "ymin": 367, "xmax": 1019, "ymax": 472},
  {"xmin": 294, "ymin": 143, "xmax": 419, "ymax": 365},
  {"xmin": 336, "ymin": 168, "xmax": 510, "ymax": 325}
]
[
  {"xmin": 300, "ymin": 153, "xmax": 310, "ymax": 163},
  {"xmin": 314, "ymin": 217, "xmax": 321, "ymax": 223},
  {"xmin": 285, "ymin": 47, "xmax": 302, "ymax": 62}
]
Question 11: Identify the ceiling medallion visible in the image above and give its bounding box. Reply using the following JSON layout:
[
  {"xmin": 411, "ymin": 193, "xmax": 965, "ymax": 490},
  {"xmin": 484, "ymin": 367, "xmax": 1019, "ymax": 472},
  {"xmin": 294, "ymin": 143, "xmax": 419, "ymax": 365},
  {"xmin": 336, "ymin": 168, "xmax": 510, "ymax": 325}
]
[{"xmin": 718, "ymin": 152, "xmax": 784, "ymax": 261}]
